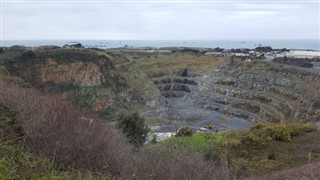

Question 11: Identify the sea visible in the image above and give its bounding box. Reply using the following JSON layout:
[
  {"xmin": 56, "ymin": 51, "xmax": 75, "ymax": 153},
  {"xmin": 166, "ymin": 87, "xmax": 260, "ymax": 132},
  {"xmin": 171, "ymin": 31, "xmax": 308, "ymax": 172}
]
[{"xmin": 1, "ymin": 39, "xmax": 319, "ymax": 50}]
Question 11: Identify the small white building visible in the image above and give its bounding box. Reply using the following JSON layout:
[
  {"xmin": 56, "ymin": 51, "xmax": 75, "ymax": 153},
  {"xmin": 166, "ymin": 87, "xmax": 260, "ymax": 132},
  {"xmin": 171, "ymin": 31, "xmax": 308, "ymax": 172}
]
[
  {"xmin": 205, "ymin": 52, "xmax": 223, "ymax": 56},
  {"xmin": 284, "ymin": 51, "xmax": 320, "ymax": 59},
  {"xmin": 233, "ymin": 53, "xmax": 250, "ymax": 57},
  {"xmin": 145, "ymin": 49, "xmax": 172, "ymax": 53}
]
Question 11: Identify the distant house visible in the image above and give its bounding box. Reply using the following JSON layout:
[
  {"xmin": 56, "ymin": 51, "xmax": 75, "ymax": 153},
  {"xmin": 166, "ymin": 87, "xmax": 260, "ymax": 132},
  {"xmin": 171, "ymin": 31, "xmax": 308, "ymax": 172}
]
[
  {"xmin": 234, "ymin": 53, "xmax": 250, "ymax": 57},
  {"xmin": 284, "ymin": 51, "xmax": 320, "ymax": 59},
  {"xmin": 205, "ymin": 52, "xmax": 224, "ymax": 56},
  {"xmin": 158, "ymin": 50, "xmax": 172, "ymax": 53},
  {"xmin": 249, "ymin": 50, "xmax": 255, "ymax": 56},
  {"xmin": 145, "ymin": 49, "xmax": 172, "ymax": 53},
  {"xmin": 144, "ymin": 50, "xmax": 155, "ymax": 53},
  {"xmin": 255, "ymin": 52, "xmax": 265, "ymax": 58}
]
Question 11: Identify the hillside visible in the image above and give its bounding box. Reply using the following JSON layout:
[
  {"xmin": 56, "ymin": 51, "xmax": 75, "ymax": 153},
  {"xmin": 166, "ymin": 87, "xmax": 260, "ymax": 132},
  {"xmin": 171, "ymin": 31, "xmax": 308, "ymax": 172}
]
[
  {"xmin": 0, "ymin": 47, "xmax": 160, "ymax": 119},
  {"xmin": 0, "ymin": 46, "xmax": 320, "ymax": 179},
  {"xmin": 116, "ymin": 50, "xmax": 320, "ymax": 133},
  {"xmin": 0, "ymin": 79, "xmax": 227, "ymax": 179},
  {"xmin": 1, "ymin": 47, "xmax": 320, "ymax": 131}
]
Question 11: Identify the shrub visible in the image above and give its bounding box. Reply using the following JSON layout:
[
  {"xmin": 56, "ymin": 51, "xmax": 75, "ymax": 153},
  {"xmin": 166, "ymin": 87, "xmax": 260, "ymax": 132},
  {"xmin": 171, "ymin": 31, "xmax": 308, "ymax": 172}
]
[
  {"xmin": 204, "ymin": 149, "xmax": 220, "ymax": 164},
  {"xmin": 242, "ymin": 123, "xmax": 317, "ymax": 146},
  {"xmin": 0, "ymin": 79, "xmax": 133, "ymax": 175},
  {"xmin": 254, "ymin": 162, "xmax": 320, "ymax": 179},
  {"xmin": 0, "ymin": 103, "xmax": 24, "ymax": 143},
  {"xmin": 21, "ymin": 51, "xmax": 36, "ymax": 59},
  {"xmin": 35, "ymin": 49, "xmax": 100, "ymax": 64},
  {"xmin": 176, "ymin": 127, "xmax": 193, "ymax": 137},
  {"xmin": 0, "ymin": 79, "xmax": 227, "ymax": 179},
  {"xmin": 255, "ymin": 46, "xmax": 272, "ymax": 52},
  {"xmin": 239, "ymin": 149, "xmax": 249, "ymax": 158},
  {"xmin": 116, "ymin": 112, "xmax": 150, "ymax": 147},
  {"xmin": 0, "ymin": 144, "xmax": 68, "ymax": 179},
  {"xmin": 63, "ymin": 43, "xmax": 83, "ymax": 48},
  {"xmin": 0, "ymin": 47, "xmax": 5, "ymax": 54},
  {"xmin": 134, "ymin": 146, "xmax": 226, "ymax": 179},
  {"xmin": 267, "ymin": 151, "xmax": 276, "ymax": 160},
  {"xmin": 312, "ymin": 100, "xmax": 320, "ymax": 109}
]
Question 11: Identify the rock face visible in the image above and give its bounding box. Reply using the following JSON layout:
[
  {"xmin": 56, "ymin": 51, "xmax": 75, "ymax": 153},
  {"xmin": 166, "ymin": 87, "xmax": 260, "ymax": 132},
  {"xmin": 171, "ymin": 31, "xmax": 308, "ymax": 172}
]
[
  {"xmin": 6, "ymin": 48, "xmax": 159, "ymax": 119},
  {"xmin": 143, "ymin": 60, "xmax": 320, "ymax": 125},
  {"xmin": 38, "ymin": 60, "xmax": 102, "ymax": 86},
  {"xmin": 3, "ymin": 48, "xmax": 320, "ymax": 125}
]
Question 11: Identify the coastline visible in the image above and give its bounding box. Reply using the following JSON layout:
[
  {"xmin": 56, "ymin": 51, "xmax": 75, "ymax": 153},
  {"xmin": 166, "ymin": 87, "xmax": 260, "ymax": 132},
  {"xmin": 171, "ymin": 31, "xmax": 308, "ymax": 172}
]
[{"xmin": 1, "ymin": 39, "xmax": 319, "ymax": 51}]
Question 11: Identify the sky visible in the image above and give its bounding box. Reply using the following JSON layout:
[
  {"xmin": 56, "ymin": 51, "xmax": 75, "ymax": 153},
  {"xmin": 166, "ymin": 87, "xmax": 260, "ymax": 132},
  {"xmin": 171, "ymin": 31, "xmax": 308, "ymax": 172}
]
[{"xmin": 1, "ymin": 0, "xmax": 319, "ymax": 40}]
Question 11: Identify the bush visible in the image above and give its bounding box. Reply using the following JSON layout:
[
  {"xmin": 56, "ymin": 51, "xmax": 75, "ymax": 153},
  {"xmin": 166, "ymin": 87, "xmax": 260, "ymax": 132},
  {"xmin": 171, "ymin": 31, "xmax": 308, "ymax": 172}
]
[
  {"xmin": 204, "ymin": 149, "xmax": 220, "ymax": 164},
  {"xmin": 135, "ymin": 146, "xmax": 226, "ymax": 179},
  {"xmin": 267, "ymin": 151, "xmax": 276, "ymax": 160},
  {"xmin": 255, "ymin": 46, "xmax": 272, "ymax": 52},
  {"xmin": 21, "ymin": 51, "xmax": 36, "ymax": 59},
  {"xmin": 312, "ymin": 100, "xmax": 320, "ymax": 109},
  {"xmin": 0, "ymin": 144, "xmax": 68, "ymax": 179},
  {"xmin": 0, "ymin": 79, "xmax": 227, "ymax": 179},
  {"xmin": 0, "ymin": 79, "xmax": 133, "ymax": 175},
  {"xmin": 239, "ymin": 149, "xmax": 249, "ymax": 158},
  {"xmin": 0, "ymin": 47, "xmax": 5, "ymax": 54},
  {"xmin": 35, "ymin": 49, "xmax": 100, "ymax": 64},
  {"xmin": 0, "ymin": 104, "xmax": 24, "ymax": 143},
  {"xmin": 116, "ymin": 112, "xmax": 150, "ymax": 147},
  {"xmin": 241, "ymin": 123, "xmax": 318, "ymax": 146},
  {"xmin": 176, "ymin": 127, "xmax": 193, "ymax": 137},
  {"xmin": 63, "ymin": 43, "xmax": 83, "ymax": 48}
]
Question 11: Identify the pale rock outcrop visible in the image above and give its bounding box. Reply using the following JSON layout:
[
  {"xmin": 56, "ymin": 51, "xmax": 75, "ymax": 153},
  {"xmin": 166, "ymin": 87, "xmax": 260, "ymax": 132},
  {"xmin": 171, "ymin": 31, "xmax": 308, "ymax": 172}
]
[{"xmin": 38, "ymin": 60, "xmax": 102, "ymax": 86}]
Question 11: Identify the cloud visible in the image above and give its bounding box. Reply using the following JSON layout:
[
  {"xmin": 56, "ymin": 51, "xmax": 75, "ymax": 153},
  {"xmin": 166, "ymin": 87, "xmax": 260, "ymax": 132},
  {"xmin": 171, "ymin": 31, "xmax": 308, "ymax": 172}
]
[
  {"xmin": 234, "ymin": 3, "xmax": 303, "ymax": 11},
  {"xmin": 1, "ymin": 1, "xmax": 319, "ymax": 40},
  {"xmin": 229, "ymin": 10, "xmax": 278, "ymax": 19}
]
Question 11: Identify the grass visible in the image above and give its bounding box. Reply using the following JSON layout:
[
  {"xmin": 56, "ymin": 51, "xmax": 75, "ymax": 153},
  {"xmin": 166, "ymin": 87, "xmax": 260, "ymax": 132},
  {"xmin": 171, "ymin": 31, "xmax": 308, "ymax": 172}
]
[
  {"xmin": 128, "ymin": 53, "xmax": 226, "ymax": 76},
  {"xmin": 0, "ymin": 79, "xmax": 228, "ymax": 179},
  {"xmin": 204, "ymin": 87, "xmax": 286, "ymax": 122},
  {"xmin": 1, "ymin": 47, "xmax": 320, "ymax": 178},
  {"xmin": 166, "ymin": 132, "xmax": 229, "ymax": 150},
  {"xmin": 249, "ymin": 161, "xmax": 320, "ymax": 180},
  {"xmin": 3, "ymin": 48, "xmax": 318, "ymax": 123},
  {"xmin": 160, "ymin": 123, "xmax": 319, "ymax": 178},
  {"xmin": 0, "ymin": 143, "xmax": 110, "ymax": 179},
  {"xmin": 0, "ymin": 144, "xmax": 68, "ymax": 179},
  {"xmin": 143, "ymin": 117, "xmax": 167, "ymax": 126},
  {"xmin": 219, "ymin": 123, "xmax": 319, "ymax": 177},
  {"xmin": 246, "ymin": 100, "xmax": 286, "ymax": 123},
  {"xmin": 227, "ymin": 130, "xmax": 320, "ymax": 177},
  {"xmin": 121, "ymin": 68, "xmax": 161, "ymax": 102},
  {"xmin": 0, "ymin": 103, "xmax": 68, "ymax": 179}
]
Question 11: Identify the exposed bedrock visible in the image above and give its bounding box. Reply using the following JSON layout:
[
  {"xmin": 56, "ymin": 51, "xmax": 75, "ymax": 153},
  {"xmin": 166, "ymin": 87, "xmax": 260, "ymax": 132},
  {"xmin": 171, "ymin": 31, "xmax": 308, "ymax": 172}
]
[{"xmin": 148, "ymin": 62, "xmax": 320, "ymax": 124}]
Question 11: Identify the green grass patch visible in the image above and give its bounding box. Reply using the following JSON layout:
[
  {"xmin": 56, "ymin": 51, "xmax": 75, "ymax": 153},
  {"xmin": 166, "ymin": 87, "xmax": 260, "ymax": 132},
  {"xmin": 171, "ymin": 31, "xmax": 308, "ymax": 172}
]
[
  {"xmin": 0, "ymin": 144, "xmax": 68, "ymax": 179},
  {"xmin": 168, "ymin": 132, "xmax": 229, "ymax": 150}
]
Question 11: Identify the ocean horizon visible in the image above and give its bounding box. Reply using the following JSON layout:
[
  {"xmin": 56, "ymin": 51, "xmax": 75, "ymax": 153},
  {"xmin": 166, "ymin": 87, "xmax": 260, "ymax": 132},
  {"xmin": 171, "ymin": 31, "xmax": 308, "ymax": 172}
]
[{"xmin": 1, "ymin": 39, "xmax": 319, "ymax": 50}]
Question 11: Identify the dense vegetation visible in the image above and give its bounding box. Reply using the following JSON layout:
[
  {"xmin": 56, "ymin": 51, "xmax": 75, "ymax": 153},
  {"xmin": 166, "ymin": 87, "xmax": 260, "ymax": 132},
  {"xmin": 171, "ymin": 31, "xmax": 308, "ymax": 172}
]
[
  {"xmin": 167, "ymin": 123, "xmax": 319, "ymax": 178},
  {"xmin": 0, "ymin": 79, "xmax": 226, "ymax": 179},
  {"xmin": 0, "ymin": 144, "xmax": 68, "ymax": 179},
  {"xmin": 116, "ymin": 112, "xmax": 150, "ymax": 146}
]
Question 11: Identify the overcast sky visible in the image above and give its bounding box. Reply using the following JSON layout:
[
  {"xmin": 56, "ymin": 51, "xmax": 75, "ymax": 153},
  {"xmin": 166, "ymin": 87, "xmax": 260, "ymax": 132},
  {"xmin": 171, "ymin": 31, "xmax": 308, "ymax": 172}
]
[{"xmin": 1, "ymin": 0, "xmax": 319, "ymax": 40}]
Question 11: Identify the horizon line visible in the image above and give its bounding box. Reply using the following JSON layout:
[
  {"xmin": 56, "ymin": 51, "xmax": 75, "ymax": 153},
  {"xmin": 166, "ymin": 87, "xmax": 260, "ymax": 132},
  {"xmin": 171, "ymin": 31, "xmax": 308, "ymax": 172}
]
[
  {"xmin": 2, "ymin": 1, "xmax": 319, "ymax": 3},
  {"xmin": 1, "ymin": 38, "xmax": 319, "ymax": 41}
]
